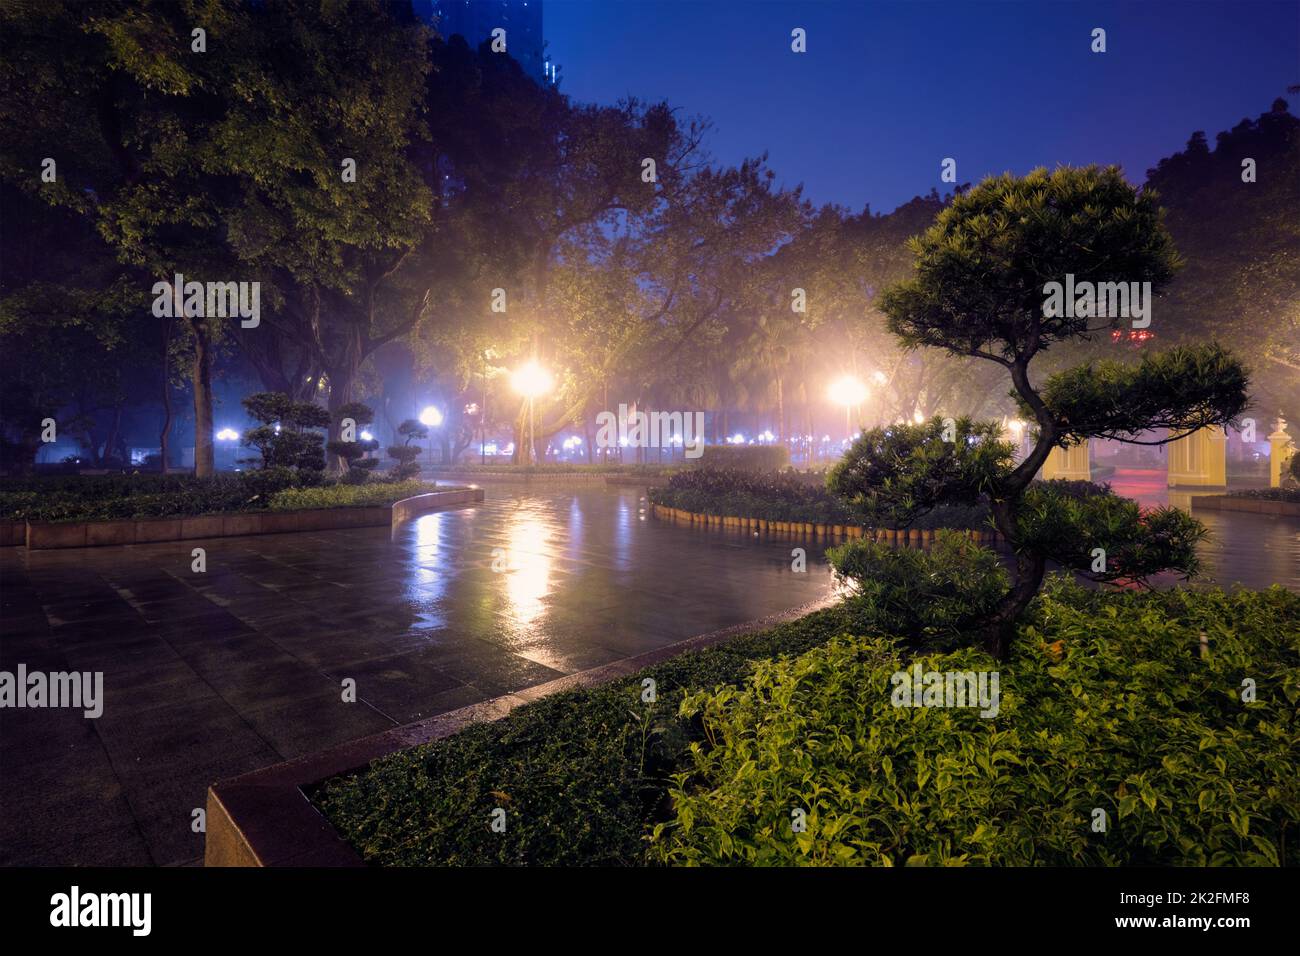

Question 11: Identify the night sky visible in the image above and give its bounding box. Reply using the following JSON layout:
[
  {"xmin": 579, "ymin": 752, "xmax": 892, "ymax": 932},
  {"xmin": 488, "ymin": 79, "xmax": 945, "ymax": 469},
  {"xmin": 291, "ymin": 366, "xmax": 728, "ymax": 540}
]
[{"xmin": 547, "ymin": 0, "xmax": 1300, "ymax": 212}]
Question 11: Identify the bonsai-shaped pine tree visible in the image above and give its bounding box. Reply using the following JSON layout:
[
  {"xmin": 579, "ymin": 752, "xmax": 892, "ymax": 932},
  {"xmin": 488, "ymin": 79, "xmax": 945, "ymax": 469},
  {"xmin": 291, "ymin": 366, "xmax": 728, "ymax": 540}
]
[
  {"xmin": 240, "ymin": 392, "xmax": 332, "ymax": 474},
  {"xmin": 388, "ymin": 418, "xmax": 428, "ymax": 479},
  {"xmin": 829, "ymin": 167, "xmax": 1249, "ymax": 659},
  {"xmin": 325, "ymin": 402, "xmax": 381, "ymax": 483}
]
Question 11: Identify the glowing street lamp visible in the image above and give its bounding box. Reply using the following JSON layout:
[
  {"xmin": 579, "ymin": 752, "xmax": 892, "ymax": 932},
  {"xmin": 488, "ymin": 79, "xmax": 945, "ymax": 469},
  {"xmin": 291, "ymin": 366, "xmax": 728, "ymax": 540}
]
[
  {"xmin": 510, "ymin": 361, "xmax": 553, "ymax": 399},
  {"xmin": 419, "ymin": 406, "xmax": 443, "ymax": 470},
  {"xmin": 510, "ymin": 361, "xmax": 553, "ymax": 463},
  {"xmin": 828, "ymin": 374, "xmax": 868, "ymax": 437}
]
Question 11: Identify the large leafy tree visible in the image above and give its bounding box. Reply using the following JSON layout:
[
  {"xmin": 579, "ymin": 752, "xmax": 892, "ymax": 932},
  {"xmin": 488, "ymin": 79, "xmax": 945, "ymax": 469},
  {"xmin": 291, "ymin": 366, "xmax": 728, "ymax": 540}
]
[
  {"xmin": 1145, "ymin": 96, "xmax": 1300, "ymax": 424},
  {"xmin": 0, "ymin": 0, "xmax": 432, "ymax": 476},
  {"xmin": 831, "ymin": 166, "xmax": 1249, "ymax": 658}
]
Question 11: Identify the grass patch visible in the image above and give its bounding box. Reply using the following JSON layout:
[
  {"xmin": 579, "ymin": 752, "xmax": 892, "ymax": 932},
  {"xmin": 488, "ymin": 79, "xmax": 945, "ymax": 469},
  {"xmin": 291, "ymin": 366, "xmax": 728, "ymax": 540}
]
[{"xmin": 267, "ymin": 480, "xmax": 449, "ymax": 511}]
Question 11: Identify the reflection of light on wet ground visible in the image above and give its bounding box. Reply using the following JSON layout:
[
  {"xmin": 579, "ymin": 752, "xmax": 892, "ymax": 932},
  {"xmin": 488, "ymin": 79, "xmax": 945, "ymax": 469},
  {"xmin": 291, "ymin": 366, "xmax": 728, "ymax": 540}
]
[
  {"xmin": 1107, "ymin": 468, "xmax": 1299, "ymax": 590},
  {"xmin": 405, "ymin": 512, "xmax": 449, "ymax": 605},
  {"xmin": 502, "ymin": 506, "xmax": 554, "ymax": 628}
]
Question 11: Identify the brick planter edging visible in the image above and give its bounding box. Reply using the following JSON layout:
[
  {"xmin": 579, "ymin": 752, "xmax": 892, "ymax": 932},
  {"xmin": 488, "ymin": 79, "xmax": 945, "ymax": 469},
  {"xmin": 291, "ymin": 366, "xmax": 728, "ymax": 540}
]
[
  {"xmin": 648, "ymin": 503, "xmax": 1003, "ymax": 546},
  {"xmin": 203, "ymin": 594, "xmax": 838, "ymax": 867},
  {"xmin": 16, "ymin": 487, "xmax": 484, "ymax": 550},
  {"xmin": 1191, "ymin": 495, "xmax": 1300, "ymax": 516}
]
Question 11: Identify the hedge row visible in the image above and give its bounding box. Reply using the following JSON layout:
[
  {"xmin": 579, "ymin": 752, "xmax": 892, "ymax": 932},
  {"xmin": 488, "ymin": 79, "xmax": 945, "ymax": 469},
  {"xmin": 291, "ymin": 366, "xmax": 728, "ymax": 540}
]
[{"xmin": 0, "ymin": 472, "xmax": 441, "ymax": 523}]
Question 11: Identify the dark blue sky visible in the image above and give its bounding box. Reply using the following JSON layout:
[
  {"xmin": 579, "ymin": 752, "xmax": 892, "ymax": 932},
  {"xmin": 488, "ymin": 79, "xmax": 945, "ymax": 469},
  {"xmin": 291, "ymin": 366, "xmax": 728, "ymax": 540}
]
[{"xmin": 546, "ymin": 0, "xmax": 1299, "ymax": 212}]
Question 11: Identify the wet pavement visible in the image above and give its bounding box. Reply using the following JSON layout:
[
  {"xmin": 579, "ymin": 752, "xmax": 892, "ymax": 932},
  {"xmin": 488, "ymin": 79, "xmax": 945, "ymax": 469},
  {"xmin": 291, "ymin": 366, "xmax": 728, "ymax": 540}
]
[
  {"xmin": 0, "ymin": 484, "xmax": 837, "ymax": 866},
  {"xmin": 1107, "ymin": 469, "xmax": 1299, "ymax": 590},
  {"xmin": 1, "ymin": 475, "xmax": 1295, "ymax": 866}
]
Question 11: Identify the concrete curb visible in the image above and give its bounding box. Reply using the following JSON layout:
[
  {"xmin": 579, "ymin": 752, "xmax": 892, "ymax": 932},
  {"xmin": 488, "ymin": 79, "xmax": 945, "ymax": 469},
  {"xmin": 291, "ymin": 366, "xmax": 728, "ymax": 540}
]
[
  {"xmin": 1191, "ymin": 495, "xmax": 1300, "ymax": 516},
  {"xmin": 203, "ymin": 594, "xmax": 838, "ymax": 867},
  {"xmin": 647, "ymin": 503, "xmax": 1002, "ymax": 545}
]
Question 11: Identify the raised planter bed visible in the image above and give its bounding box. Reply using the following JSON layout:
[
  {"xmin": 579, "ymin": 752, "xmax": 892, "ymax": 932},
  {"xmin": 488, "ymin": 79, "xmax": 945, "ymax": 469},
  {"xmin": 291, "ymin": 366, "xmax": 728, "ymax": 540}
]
[
  {"xmin": 17, "ymin": 487, "xmax": 484, "ymax": 550},
  {"xmin": 1192, "ymin": 495, "xmax": 1300, "ymax": 516},
  {"xmin": 648, "ymin": 503, "xmax": 1002, "ymax": 545},
  {"xmin": 426, "ymin": 470, "xmax": 671, "ymax": 485},
  {"xmin": 203, "ymin": 596, "xmax": 836, "ymax": 867}
]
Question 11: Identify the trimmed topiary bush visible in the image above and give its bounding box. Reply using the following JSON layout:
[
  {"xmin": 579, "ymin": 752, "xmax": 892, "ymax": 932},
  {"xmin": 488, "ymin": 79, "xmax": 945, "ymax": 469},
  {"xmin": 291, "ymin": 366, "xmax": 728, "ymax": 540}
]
[
  {"xmin": 388, "ymin": 419, "xmax": 428, "ymax": 480},
  {"xmin": 240, "ymin": 391, "xmax": 330, "ymax": 473},
  {"xmin": 327, "ymin": 402, "xmax": 380, "ymax": 483}
]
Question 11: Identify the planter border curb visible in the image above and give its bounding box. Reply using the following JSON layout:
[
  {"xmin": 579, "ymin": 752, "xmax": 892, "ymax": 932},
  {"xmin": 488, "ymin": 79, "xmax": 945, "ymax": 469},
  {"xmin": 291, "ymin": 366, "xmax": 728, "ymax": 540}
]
[
  {"xmin": 203, "ymin": 593, "xmax": 837, "ymax": 867},
  {"xmin": 646, "ymin": 502, "xmax": 1002, "ymax": 544}
]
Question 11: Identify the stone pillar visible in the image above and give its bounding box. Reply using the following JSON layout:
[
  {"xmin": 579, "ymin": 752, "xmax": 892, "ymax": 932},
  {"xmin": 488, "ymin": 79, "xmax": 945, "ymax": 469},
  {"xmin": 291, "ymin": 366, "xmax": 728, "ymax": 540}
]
[
  {"xmin": 1268, "ymin": 417, "xmax": 1296, "ymax": 487},
  {"xmin": 1041, "ymin": 441, "xmax": 1090, "ymax": 481},
  {"xmin": 1167, "ymin": 426, "xmax": 1227, "ymax": 488}
]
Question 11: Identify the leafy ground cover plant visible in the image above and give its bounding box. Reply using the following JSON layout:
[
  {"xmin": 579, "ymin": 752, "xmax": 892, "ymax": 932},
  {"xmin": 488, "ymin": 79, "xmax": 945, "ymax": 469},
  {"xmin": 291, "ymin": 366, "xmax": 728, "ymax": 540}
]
[
  {"xmin": 650, "ymin": 579, "xmax": 1299, "ymax": 866},
  {"xmin": 692, "ymin": 444, "xmax": 790, "ymax": 471},
  {"xmin": 314, "ymin": 582, "xmax": 1298, "ymax": 867},
  {"xmin": 650, "ymin": 466, "xmax": 989, "ymax": 528},
  {"xmin": 266, "ymin": 479, "xmax": 443, "ymax": 511},
  {"xmin": 1225, "ymin": 487, "xmax": 1300, "ymax": 502}
]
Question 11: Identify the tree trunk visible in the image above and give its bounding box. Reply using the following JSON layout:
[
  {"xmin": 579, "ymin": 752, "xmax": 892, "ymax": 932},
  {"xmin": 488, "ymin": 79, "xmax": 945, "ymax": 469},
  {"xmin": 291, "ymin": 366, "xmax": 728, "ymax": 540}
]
[
  {"xmin": 324, "ymin": 331, "xmax": 363, "ymax": 476},
  {"xmin": 103, "ymin": 404, "xmax": 122, "ymax": 469},
  {"xmin": 160, "ymin": 315, "xmax": 173, "ymax": 474},
  {"xmin": 776, "ymin": 376, "xmax": 785, "ymax": 443},
  {"xmin": 189, "ymin": 317, "xmax": 215, "ymax": 478},
  {"xmin": 980, "ymin": 497, "xmax": 1047, "ymax": 660}
]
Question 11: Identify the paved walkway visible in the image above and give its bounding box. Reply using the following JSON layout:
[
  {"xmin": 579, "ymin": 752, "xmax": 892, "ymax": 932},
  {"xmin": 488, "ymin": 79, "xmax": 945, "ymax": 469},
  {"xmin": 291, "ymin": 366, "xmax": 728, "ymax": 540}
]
[
  {"xmin": 0, "ymin": 485, "xmax": 836, "ymax": 865},
  {"xmin": 2, "ymin": 477, "xmax": 1295, "ymax": 866}
]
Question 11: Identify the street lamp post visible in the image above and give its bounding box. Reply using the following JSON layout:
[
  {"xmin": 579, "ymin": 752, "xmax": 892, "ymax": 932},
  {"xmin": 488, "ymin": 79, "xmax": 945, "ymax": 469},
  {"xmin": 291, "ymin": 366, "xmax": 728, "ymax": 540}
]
[
  {"xmin": 509, "ymin": 360, "xmax": 554, "ymax": 465},
  {"xmin": 827, "ymin": 375, "xmax": 868, "ymax": 443},
  {"xmin": 419, "ymin": 405, "xmax": 443, "ymax": 474}
]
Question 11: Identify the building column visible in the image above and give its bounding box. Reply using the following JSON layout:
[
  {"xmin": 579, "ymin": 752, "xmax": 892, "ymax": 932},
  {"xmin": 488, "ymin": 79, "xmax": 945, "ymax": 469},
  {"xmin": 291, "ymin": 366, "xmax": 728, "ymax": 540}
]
[
  {"xmin": 1041, "ymin": 441, "xmax": 1090, "ymax": 481},
  {"xmin": 1167, "ymin": 426, "xmax": 1227, "ymax": 488},
  {"xmin": 1268, "ymin": 417, "xmax": 1296, "ymax": 487}
]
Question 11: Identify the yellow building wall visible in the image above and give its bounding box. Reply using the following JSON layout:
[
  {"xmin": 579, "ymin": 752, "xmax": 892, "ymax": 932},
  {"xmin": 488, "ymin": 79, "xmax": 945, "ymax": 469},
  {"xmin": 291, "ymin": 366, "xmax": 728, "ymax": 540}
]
[{"xmin": 1167, "ymin": 427, "xmax": 1227, "ymax": 488}]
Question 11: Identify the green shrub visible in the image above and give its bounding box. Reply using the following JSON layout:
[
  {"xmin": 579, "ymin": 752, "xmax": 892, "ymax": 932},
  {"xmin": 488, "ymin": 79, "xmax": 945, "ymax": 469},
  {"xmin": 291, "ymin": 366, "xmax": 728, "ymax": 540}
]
[
  {"xmin": 650, "ymin": 580, "xmax": 1300, "ymax": 866},
  {"xmin": 828, "ymin": 530, "xmax": 1008, "ymax": 650},
  {"xmin": 692, "ymin": 444, "xmax": 790, "ymax": 472},
  {"xmin": 0, "ymin": 473, "xmax": 292, "ymax": 522},
  {"xmin": 649, "ymin": 467, "xmax": 989, "ymax": 529},
  {"xmin": 0, "ymin": 473, "xmax": 439, "ymax": 522},
  {"xmin": 652, "ymin": 467, "xmax": 850, "ymax": 524},
  {"xmin": 240, "ymin": 392, "xmax": 329, "ymax": 472},
  {"xmin": 267, "ymin": 479, "xmax": 442, "ymax": 511},
  {"xmin": 1228, "ymin": 487, "xmax": 1300, "ymax": 502}
]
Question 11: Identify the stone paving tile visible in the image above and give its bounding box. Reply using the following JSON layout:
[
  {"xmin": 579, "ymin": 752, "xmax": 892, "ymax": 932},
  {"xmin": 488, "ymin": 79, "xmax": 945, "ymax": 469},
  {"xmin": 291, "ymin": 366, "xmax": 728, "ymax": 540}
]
[{"xmin": 0, "ymin": 483, "xmax": 836, "ymax": 865}]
